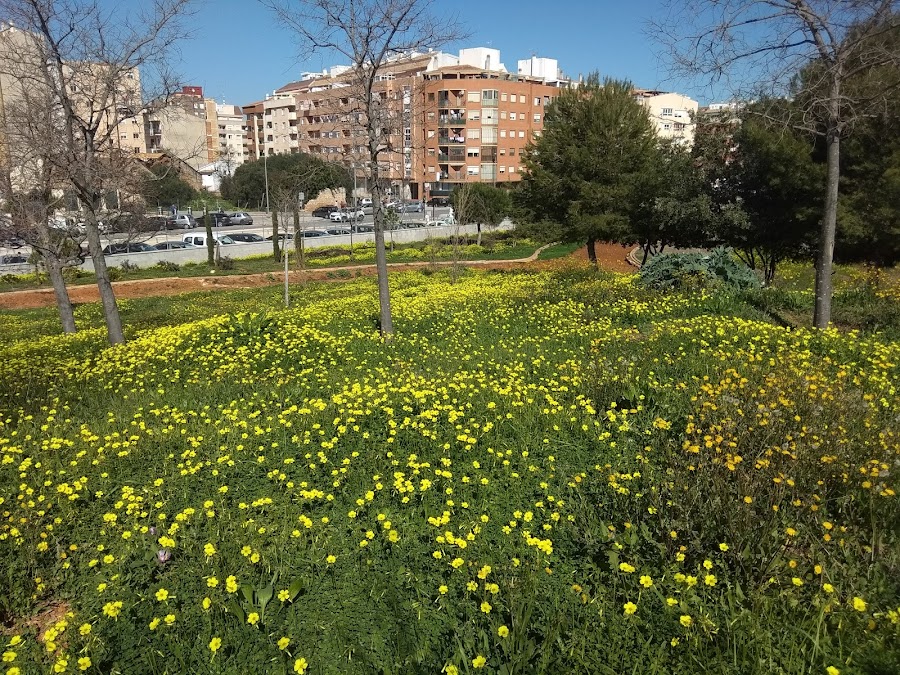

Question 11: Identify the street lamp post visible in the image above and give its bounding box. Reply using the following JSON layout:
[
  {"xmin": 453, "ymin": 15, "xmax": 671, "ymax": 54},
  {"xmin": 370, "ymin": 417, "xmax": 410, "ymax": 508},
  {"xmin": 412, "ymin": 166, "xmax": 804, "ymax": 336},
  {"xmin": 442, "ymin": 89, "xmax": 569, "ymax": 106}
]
[{"xmin": 263, "ymin": 151, "xmax": 270, "ymax": 238}]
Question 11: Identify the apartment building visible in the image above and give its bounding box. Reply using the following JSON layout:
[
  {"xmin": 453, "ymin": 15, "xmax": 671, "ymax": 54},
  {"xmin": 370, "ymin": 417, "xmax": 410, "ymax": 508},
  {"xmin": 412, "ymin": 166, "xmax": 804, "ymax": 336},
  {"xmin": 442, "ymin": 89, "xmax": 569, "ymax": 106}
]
[
  {"xmin": 1, "ymin": 22, "xmax": 147, "ymax": 183},
  {"xmin": 146, "ymin": 86, "xmax": 247, "ymax": 172},
  {"xmin": 634, "ymin": 89, "xmax": 699, "ymax": 146},
  {"xmin": 251, "ymin": 47, "xmax": 570, "ymax": 200},
  {"xmin": 419, "ymin": 49, "xmax": 566, "ymax": 199},
  {"xmin": 242, "ymin": 101, "xmax": 265, "ymax": 160},
  {"xmin": 205, "ymin": 101, "xmax": 246, "ymax": 167}
]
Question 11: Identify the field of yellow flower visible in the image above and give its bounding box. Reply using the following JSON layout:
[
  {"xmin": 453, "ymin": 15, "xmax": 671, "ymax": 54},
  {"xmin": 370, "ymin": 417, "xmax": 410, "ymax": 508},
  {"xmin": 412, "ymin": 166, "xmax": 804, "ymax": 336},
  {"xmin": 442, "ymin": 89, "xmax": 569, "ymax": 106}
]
[{"xmin": 1, "ymin": 266, "xmax": 898, "ymax": 674}]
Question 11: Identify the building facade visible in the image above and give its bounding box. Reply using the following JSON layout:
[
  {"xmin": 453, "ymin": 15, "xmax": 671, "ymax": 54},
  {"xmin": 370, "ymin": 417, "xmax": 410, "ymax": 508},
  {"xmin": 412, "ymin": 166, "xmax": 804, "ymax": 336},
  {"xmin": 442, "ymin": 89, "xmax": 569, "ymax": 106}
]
[
  {"xmin": 634, "ymin": 89, "xmax": 699, "ymax": 146},
  {"xmin": 146, "ymin": 86, "xmax": 247, "ymax": 172},
  {"xmin": 249, "ymin": 48, "xmax": 571, "ymax": 201}
]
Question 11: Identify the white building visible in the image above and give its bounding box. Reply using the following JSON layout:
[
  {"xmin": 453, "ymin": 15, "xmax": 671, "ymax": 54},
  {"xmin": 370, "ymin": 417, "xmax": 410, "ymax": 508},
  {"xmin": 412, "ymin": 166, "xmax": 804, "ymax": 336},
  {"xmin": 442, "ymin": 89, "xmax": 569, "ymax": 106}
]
[{"xmin": 634, "ymin": 89, "xmax": 699, "ymax": 146}]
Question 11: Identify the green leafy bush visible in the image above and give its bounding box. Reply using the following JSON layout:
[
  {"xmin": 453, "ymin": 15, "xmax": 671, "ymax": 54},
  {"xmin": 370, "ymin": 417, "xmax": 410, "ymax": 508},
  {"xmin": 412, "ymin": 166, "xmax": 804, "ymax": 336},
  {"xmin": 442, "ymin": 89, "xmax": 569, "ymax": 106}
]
[
  {"xmin": 156, "ymin": 260, "xmax": 181, "ymax": 273},
  {"xmin": 641, "ymin": 247, "xmax": 760, "ymax": 291}
]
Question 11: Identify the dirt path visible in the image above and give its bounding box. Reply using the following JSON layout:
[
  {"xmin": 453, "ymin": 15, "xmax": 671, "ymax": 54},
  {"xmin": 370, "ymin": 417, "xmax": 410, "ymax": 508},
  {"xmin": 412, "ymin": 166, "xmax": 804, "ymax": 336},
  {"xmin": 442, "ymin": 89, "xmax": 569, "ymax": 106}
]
[{"xmin": 0, "ymin": 242, "xmax": 634, "ymax": 310}]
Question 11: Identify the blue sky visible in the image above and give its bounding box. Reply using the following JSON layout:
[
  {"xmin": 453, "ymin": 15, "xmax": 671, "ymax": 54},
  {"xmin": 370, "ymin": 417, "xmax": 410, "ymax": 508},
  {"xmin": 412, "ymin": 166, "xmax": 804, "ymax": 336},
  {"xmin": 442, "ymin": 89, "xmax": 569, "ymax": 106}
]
[{"xmin": 175, "ymin": 0, "xmax": 710, "ymax": 106}]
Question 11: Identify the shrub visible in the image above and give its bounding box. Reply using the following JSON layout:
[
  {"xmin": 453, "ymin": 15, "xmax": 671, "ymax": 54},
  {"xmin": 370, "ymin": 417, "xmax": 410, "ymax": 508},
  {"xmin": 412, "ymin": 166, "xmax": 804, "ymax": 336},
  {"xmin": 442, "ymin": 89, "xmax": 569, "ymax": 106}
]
[
  {"xmin": 156, "ymin": 260, "xmax": 181, "ymax": 273},
  {"xmin": 217, "ymin": 256, "xmax": 236, "ymax": 271},
  {"xmin": 641, "ymin": 247, "xmax": 760, "ymax": 291}
]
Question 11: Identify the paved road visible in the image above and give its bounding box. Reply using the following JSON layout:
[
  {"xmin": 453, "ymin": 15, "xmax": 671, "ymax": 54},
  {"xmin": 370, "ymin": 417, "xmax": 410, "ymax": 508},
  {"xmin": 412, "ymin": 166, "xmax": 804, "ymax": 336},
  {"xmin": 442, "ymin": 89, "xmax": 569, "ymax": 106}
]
[{"xmin": 0, "ymin": 208, "xmax": 457, "ymax": 272}]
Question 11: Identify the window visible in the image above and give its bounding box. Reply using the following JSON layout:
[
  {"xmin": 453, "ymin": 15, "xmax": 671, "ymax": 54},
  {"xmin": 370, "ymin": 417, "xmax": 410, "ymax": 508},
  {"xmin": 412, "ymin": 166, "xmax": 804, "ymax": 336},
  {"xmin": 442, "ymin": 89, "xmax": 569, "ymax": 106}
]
[
  {"xmin": 500, "ymin": 111, "xmax": 507, "ymax": 119},
  {"xmin": 500, "ymin": 130, "xmax": 507, "ymax": 138},
  {"xmin": 482, "ymin": 109, "xmax": 498, "ymax": 125},
  {"xmin": 533, "ymin": 113, "xmax": 541, "ymax": 122},
  {"xmin": 482, "ymin": 89, "xmax": 498, "ymax": 103},
  {"xmin": 428, "ymin": 112, "xmax": 435, "ymax": 120},
  {"xmin": 427, "ymin": 148, "xmax": 435, "ymax": 156},
  {"xmin": 428, "ymin": 130, "xmax": 435, "ymax": 138},
  {"xmin": 467, "ymin": 165, "xmax": 480, "ymax": 175},
  {"xmin": 509, "ymin": 112, "xmax": 517, "ymax": 121},
  {"xmin": 428, "ymin": 166, "xmax": 436, "ymax": 173},
  {"xmin": 467, "ymin": 148, "xmax": 480, "ymax": 157},
  {"xmin": 662, "ymin": 123, "xmax": 671, "ymax": 131},
  {"xmin": 509, "ymin": 166, "xmax": 516, "ymax": 173},
  {"xmin": 468, "ymin": 109, "xmax": 481, "ymax": 121},
  {"xmin": 467, "ymin": 128, "xmax": 481, "ymax": 139},
  {"xmin": 518, "ymin": 130, "xmax": 525, "ymax": 138},
  {"xmin": 661, "ymin": 107, "xmax": 673, "ymax": 116},
  {"xmin": 499, "ymin": 166, "xmax": 505, "ymax": 173},
  {"xmin": 534, "ymin": 97, "xmax": 540, "ymax": 106},
  {"xmin": 499, "ymin": 148, "xmax": 506, "ymax": 155},
  {"xmin": 674, "ymin": 122, "xmax": 685, "ymax": 131},
  {"xmin": 428, "ymin": 93, "xmax": 435, "ymax": 101},
  {"xmin": 482, "ymin": 127, "xmax": 498, "ymax": 143},
  {"xmin": 501, "ymin": 93, "xmax": 508, "ymax": 102},
  {"xmin": 509, "ymin": 148, "xmax": 516, "ymax": 156},
  {"xmin": 468, "ymin": 91, "xmax": 481, "ymax": 103}
]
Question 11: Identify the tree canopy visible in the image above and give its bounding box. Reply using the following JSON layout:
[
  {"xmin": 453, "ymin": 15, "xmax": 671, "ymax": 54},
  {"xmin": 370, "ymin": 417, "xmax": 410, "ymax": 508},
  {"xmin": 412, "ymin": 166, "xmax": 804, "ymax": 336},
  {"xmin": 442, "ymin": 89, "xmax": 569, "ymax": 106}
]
[
  {"xmin": 221, "ymin": 154, "xmax": 352, "ymax": 209},
  {"xmin": 520, "ymin": 76, "xmax": 658, "ymax": 262}
]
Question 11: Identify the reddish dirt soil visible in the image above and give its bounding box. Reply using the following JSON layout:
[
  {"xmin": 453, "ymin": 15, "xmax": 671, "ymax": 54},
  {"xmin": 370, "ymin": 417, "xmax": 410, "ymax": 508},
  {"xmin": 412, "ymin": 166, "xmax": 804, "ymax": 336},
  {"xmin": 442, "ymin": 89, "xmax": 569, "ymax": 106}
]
[{"xmin": 0, "ymin": 242, "xmax": 635, "ymax": 310}]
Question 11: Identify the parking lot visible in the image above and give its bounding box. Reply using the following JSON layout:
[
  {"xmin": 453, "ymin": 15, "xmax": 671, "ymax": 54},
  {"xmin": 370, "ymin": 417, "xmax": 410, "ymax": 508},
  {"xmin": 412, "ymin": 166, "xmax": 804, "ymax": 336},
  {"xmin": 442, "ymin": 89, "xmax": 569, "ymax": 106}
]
[{"xmin": 0, "ymin": 207, "xmax": 466, "ymax": 274}]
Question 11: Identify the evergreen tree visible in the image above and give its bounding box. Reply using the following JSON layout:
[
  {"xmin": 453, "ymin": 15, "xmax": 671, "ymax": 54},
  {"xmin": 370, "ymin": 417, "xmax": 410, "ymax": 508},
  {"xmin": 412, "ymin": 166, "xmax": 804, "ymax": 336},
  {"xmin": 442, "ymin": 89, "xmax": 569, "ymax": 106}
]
[{"xmin": 521, "ymin": 76, "xmax": 657, "ymax": 263}]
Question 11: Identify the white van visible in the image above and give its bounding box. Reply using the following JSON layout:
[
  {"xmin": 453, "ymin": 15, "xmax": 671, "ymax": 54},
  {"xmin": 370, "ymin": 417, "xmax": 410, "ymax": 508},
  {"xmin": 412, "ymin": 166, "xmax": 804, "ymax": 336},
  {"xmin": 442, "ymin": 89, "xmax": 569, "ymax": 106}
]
[{"xmin": 182, "ymin": 233, "xmax": 235, "ymax": 247}]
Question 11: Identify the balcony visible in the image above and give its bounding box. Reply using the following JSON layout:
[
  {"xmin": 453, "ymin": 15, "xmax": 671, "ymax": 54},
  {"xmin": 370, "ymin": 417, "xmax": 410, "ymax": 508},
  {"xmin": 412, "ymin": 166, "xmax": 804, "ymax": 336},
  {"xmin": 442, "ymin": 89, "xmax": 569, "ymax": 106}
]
[
  {"xmin": 438, "ymin": 135, "xmax": 465, "ymax": 145},
  {"xmin": 438, "ymin": 115, "xmax": 466, "ymax": 126},
  {"xmin": 438, "ymin": 152, "xmax": 465, "ymax": 163},
  {"xmin": 438, "ymin": 96, "xmax": 465, "ymax": 109}
]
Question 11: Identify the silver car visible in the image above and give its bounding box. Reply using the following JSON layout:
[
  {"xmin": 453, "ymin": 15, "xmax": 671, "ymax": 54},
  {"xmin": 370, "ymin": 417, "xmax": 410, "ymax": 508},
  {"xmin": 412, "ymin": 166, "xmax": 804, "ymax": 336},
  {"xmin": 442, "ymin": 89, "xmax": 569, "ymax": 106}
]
[{"xmin": 229, "ymin": 212, "xmax": 253, "ymax": 226}]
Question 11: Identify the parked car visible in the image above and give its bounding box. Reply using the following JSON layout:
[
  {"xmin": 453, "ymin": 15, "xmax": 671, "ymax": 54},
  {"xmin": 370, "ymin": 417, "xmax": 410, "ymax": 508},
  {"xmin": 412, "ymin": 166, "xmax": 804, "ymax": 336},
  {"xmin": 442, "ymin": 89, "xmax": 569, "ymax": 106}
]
[
  {"xmin": 352, "ymin": 223, "xmax": 375, "ymax": 233},
  {"xmin": 166, "ymin": 214, "xmax": 198, "ymax": 229},
  {"xmin": 154, "ymin": 240, "xmax": 191, "ymax": 250},
  {"xmin": 182, "ymin": 234, "xmax": 235, "ymax": 247},
  {"xmin": 266, "ymin": 233, "xmax": 294, "ymax": 241},
  {"xmin": 325, "ymin": 227, "xmax": 351, "ymax": 236},
  {"xmin": 102, "ymin": 242, "xmax": 156, "ymax": 255},
  {"xmin": 228, "ymin": 212, "xmax": 253, "ymax": 226},
  {"xmin": 312, "ymin": 206, "xmax": 339, "ymax": 218},
  {"xmin": 0, "ymin": 253, "xmax": 28, "ymax": 264},
  {"xmin": 359, "ymin": 198, "xmax": 373, "ymax": 208},
  {"xmin": 330, "ymin": 208, "xmax": 365, "ymax": 222},
  {"xmin": 426, "ymin": 197, "xmax": 450, "ymax": 207},
  {"xmin": 400, "ymin": 201, "xmax": 424, "ymax": 213},
  {"xmin": 206, "ymin": 212, "xmax": 232, "ymax": 227},
  {"xmin": 228, "ymin": 232, "xmax": 265, "ymax": 243},
  {"xmin": 299, "ymin": 230, "xmax": 328, "ymax": 238}
]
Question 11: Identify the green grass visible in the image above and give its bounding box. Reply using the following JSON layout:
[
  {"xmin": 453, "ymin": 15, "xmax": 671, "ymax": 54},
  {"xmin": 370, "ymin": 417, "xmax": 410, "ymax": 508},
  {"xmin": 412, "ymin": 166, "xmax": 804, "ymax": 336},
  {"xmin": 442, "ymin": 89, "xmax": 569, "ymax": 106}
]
[
  {"xmin": 536, "ymin": 242, "xmax": 581, "ymax": 260},
  {"xmin": 0, "ymin": 267, "xmax": 897, "ymax": 675}
]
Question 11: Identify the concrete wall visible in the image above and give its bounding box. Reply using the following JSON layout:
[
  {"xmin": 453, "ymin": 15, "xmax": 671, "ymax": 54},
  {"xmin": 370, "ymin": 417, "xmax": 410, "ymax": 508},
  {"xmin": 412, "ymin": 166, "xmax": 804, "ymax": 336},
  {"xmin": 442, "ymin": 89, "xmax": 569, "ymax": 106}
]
[{"xmin": 78, "ymin": 222, "xmax": 509, "ymax": 271}]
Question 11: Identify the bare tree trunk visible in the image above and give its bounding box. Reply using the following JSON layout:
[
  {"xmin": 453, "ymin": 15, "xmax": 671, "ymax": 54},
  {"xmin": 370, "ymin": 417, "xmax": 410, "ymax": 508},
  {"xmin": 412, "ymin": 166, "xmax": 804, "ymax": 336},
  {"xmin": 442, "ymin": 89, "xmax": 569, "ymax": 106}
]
[
  {"xmin": 476, "ymin": 222, "xmax": 482, "ymax": 247},
  {"xmin": 205, "ymin": 213, "xmax": 214, "ymax": 266},
  {"xmin": 33, "ymin": 216, "xmax": 77, "ymax": 333},
  {"xmin": 586, "ymin": 238, "xmax": 597, "ymax": 265},
  {"xmin": 372, "ymin": 183, "xmax": 394, "ymax": 336},
  {"xmin": 293, "ymin": 209, "xmax": 305, "ymax": 271},
  {"xmin": 43, "ymin": 254, "xmax": 76, "ymax": 333},
  {"xmin": 272, "ymin": 209, "xmax": 281, "ymax": 262},
  {"xmin": 814, "ymin": 121, "xmax": 840, "ymax": 329},
  {"xmin": 84, "ymin": 219, "xmax": 124, "ymax": 344}
]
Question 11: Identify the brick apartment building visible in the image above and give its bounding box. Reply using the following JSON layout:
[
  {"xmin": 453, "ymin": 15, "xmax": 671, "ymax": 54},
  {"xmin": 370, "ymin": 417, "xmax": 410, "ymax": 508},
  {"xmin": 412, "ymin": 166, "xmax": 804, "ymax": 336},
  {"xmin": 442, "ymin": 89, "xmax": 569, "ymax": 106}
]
[{"xmin": 246, "ymin": 47, "xmax": 571, "ymax": 201}]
